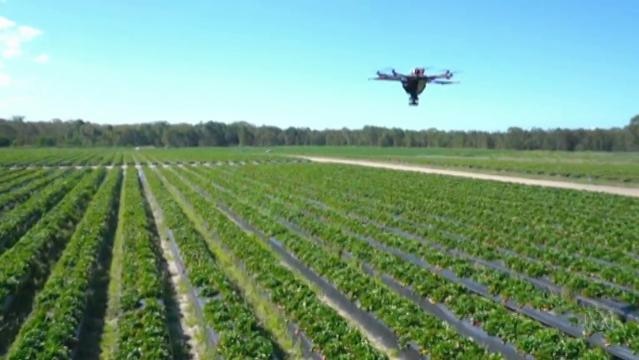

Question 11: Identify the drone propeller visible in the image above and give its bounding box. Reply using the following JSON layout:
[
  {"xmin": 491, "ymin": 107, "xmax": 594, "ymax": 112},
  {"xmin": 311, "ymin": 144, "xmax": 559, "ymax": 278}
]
[
  {"xmin": 377, "ymin": 67, "xmax": 396, "ymax": 74},
  {"xmin": 432, "ymin": 80, "xmax": 459, "ymax": 85}
]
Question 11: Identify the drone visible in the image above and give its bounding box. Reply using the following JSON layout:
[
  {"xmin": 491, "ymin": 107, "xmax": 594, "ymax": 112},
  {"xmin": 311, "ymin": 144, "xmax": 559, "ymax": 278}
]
[{"xmin": 371, "ymin": 67, "xmax": 458, "ymax": 106}]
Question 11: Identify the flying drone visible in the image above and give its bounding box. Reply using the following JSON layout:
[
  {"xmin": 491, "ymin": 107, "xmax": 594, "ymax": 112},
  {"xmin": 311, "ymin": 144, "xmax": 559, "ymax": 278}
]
[{"xmin": 371, "ymin": 67, "xmax": 459, "ymax": 106}]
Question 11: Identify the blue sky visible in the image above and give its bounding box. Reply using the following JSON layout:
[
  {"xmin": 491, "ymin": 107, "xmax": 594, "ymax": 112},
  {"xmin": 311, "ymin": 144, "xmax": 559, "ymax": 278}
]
[{"xmin": 0, "ymin": 1, "xmax": 637, "ymax": 131}]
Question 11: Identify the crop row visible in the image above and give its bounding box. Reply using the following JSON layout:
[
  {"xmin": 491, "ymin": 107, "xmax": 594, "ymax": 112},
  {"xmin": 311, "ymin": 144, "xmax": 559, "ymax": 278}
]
[
  {"xmin": 0, "ymin": 169, "xmax": 105, "ymax": 352},
  {"xmin": 187, "ymin": 165, "xmax": 617, "ymax": 358},
  {"xmin": 144, "ymin": 167, "xmax": 284, "ymax": 358},
  {"xmin": 148, "ymin": 166, "xmax": 386, "ymax": 359},
  {"xmin": 0, "ymin": 169, "xmax": 43, "ymax": 194},
  {"xmin": 203, "ymin": 165, "xmax": 639, "ymax": 355},
  {"xmin": 105, "ymin": 169, "xmax": 173, "ymax": 359},
  {"xmin": 0, "ymin": 169, "xmax": 33, "ymax": 185},
  {"xmin": 224, "ymin": 164, "xmax": 639, "ymax": 304},
  {"xmin": 232, "ymin": 164, "xmax": 639, "ymax": 316},
  {"xmin": 0, "ymin": 170, "xmax": 63, "ymax": 214},
  {"xmin": 0, "ymin": 170, "xmax": 87, "ymax": 255},
  {"xmin": 167, "ymin": 166, "xmax": 502, "ymax": 359},
  {"xmin": 290, "ymin": 147, "xmax": 639, "ymax": 183},
  {"xmin": 307, "ymin": 164, "xmax": 639, "ymax": 283},
  {"xmin": 261, "ymin": 162, "xmax": 639, "ymax": 261},
  {"xmin": 6, "ymin": 169, "xmax": 121, "ymax": 358},
  {"xmin": 0, "ymin": 148, "xmax": 124, "ymax": 166}
]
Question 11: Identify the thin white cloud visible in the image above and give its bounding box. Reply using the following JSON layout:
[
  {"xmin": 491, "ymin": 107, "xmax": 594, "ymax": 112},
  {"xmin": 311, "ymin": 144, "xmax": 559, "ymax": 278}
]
[
  {"xmin": 0, "ymin": 17, "xmax": 15, "ymax": 30},
  {"xmin": 0, "ymin": 72, "xmax": 11, "ymax": 86},
  {"xmin": 34, "ymin": 53, "xmax": 49, "ymax": 64},
  {"xmin": 0, "ymin": 17, "xmax": 45, "ymax": 89},
  {"xmin": 18, "ymin": 25, "xmax": 41, "ymax": 39},
  {"xmin": 3, "ymin": 47, "xmax": 20, "ymax": 58},
  {"xmin": 0, "ymin": 18, "xmax": 43, "ymax": 59}
]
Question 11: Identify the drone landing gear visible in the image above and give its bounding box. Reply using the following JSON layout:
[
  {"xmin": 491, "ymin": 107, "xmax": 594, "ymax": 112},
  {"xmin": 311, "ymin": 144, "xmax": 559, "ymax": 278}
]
[{"xmin": 409, "ymin": 97, "xmax": 419, "ymax": 106}]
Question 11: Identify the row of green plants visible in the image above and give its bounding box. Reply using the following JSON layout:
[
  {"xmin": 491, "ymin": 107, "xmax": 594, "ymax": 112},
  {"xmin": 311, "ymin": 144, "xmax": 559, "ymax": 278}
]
[
  {"xmin": 109, "ymin": 169, "xmax": 173, "ymax": 359},
  {"xmin": 0, "ymin": 170, "xmax": 87, "ymax": 255},
  {"xmin": 0, "ymin": 169, "xmax": 105, "ymax": 352},
  {"xmin": 288, "ymin": 146, "xmax": 639, "ymax": 183},
  {"xmin": 6, "ymin": 169, "xmax": 121, "ymax": 358},
  {"xmin": 239, "ymin": 164, "xmax": 639, "ymax": 325},
  {"xmin": 208, "ymin": 165, "xmax": 639, "ymax": 355},
  {"xmin": 380, "ymin": 154, "xmax": 639, "ymax": 182},
  {"xmin": 0, "ymin": 170, "xmax": 63, "ymax": 214},
  {"xmin": 150, "ymin": 167, "xmax": 386, "ymax": 359},
  {"xmin": 144, "ymin": 167, "xmax": 279, "ymax": 358},
  {"xmin": 0, "ymin": 169, "xmax": 41, "ymax": 193},
  {"xmin": 233, "ymin": 164, "xmax": 639, "ymax": 303},
  {"xmin": 0, "ymin": 148, "xmax": 121, "ymax": 166},
  {"xmin": 0, "ymin": 169, "xmax": 32, "ymax": 184},
  {"xmin": 190, "ymin": 166, "xmax": 612, "ymax": 358},
  {"xmin": 323, "ymin": 164, "xmax": 639, "ymax": 284},
  {"xmin": 261, "ymin": 161, "xmax": 639, "ymax": 263},
  {"xmin": 371, "ymin": 182, "xmax": 639, "ymax": 289},
  {"xmin": 170, "ymin": 167, "xmax": 494, "ymax": 359}
]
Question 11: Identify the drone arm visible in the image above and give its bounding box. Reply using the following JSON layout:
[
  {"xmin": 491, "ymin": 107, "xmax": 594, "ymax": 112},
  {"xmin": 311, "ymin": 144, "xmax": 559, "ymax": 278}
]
[{"xmin": 371, "ymin": 75, "xmax": 403, "ymax": 81}]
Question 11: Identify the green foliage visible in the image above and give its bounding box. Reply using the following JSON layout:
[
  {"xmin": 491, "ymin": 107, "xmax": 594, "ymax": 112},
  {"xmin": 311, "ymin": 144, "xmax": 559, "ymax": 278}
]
[
  {"xmin": 0, "ymin": 170, "xmax": 88, "ymax": 255},
  {"xmin": 145, "ymin": 168, "xmax": 278, "ymax": 358},
  {"xmin": 1, "ymin": 117, "xmax": 639, "ymax": 150},
  {"xmin": 182, "ymin": 165, "xmax": 616, "ymax": 358},
  {"xmin": 7, "ymin": 169, "xmax": 121, "ymax": 359},
  {"xmin": 216, "ymin": 162, "xmax": 639, "ymax": 354},
  {"xmin": 0, "ymin": 169, "xmax": 105, "ymax": 347},
  {"xmin": 272, "ymin": 146, "xmax": 639, "ymax": 183},
  {"xmin": 149, "ymin": 167, "xmax": 387, "ymax": 359},
  {"xmin": 112, "ymin": 169, "xmax": 172, "ymax": 359}
]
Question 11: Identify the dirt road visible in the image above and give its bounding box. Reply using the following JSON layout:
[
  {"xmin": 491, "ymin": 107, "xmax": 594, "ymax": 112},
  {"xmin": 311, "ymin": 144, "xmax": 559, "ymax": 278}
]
[{"xmin": 299, "ymin": 156, "xmax": 639, "ymax": 199}]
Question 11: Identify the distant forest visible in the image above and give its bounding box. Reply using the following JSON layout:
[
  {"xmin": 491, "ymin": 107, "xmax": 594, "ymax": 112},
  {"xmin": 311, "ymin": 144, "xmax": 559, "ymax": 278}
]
[{"xmin": 1, "ymin": 116, "xmax": 638, "ymax": 151}]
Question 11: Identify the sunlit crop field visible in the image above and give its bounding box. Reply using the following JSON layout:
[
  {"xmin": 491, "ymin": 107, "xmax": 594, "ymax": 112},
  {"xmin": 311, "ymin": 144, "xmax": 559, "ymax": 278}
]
[
  {"xmin": 272, "ymin": 146, "xmax": 639, "ymax": 184},
  {"xmin": 0, "ymin": 148, "xmax": 638, "ymax": 359}
]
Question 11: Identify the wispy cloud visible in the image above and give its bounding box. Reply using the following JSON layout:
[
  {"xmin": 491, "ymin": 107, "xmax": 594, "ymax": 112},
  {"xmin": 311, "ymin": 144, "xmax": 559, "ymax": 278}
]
[
  {"xmin": 0, "ymin": 72, "xmax": 11, "ymax": 86},
  {"xmin": 0, "ymin": 17, "xmax": 43, "ymax": 59},
  {"xmin": 0, "ymin": 17, "xmax": 15, "ymax": 30},
  {"xmin": 34, "ymin": 53, "xmax": 49, "ymax": 64}
]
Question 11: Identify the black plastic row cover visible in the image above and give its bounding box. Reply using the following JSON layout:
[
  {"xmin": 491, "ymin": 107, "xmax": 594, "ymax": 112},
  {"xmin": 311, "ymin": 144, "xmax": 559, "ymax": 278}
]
[
  {"xmin": 351, "ymin": 228, "xmax": 639, "ymax": 359},
  {"xmin": 154, "ymin": 169, "xmax": 326, "ymax": 359},
  {"xmin": 216, "ymin": 204, "xmax": 425, "ymax": 360}
]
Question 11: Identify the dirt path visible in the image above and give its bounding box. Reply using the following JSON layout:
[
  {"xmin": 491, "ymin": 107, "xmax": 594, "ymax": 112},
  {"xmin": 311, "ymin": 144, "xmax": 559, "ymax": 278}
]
[{"xmin": 299, "ymin": 156, "xmax": 639, "ymax": 198}]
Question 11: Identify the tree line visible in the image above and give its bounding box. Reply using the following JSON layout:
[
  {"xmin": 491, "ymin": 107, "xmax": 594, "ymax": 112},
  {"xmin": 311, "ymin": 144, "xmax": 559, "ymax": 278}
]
[{"xmin": 1, "ymin": 115, "xmax": 638, "ymax": 151}]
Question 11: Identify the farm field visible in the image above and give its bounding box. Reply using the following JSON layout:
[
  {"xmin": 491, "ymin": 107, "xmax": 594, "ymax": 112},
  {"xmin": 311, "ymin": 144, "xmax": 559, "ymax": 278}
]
[
  {"xmin": 3, "ymin": 146, "xmax": 639, "ymax": 186},
  {"xmin": 0, "ymin": 147, "xmax": 276, "ymax": 167},
  {"xmin": 272, "ymin": 146, "xmax": 639, "ymax": 184},
  {"xmin": 0, "ymin": 149, "xmax": 638, "ymax": 359}
]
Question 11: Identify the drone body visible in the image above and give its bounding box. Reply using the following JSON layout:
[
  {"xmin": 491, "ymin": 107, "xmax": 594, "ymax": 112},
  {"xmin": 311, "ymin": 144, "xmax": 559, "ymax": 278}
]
[{"xmin": 371, "ymin": 67, "xmax": 458, "ymax": 105}]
